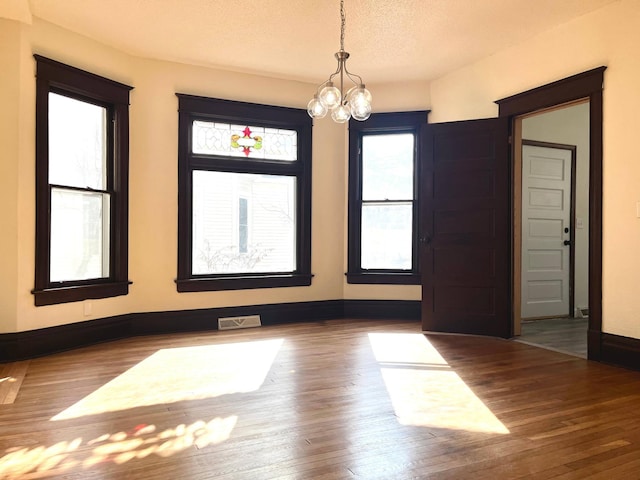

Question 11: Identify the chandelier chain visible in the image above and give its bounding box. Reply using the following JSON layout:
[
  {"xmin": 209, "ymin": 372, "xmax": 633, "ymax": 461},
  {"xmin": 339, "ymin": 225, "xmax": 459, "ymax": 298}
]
[{"xmin": 340, "ymin": 0, "xmax": 345, "ymax": 52}]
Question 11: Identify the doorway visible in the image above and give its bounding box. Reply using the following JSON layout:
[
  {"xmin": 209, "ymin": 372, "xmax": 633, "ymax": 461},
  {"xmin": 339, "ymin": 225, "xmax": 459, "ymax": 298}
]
[
  {"xmin": 497, "ymin": 67, "xmax": 605, "ymax": 360},
  {"xmin": 422, "ymin": 67, "xmax": 605, "ymax": 361},
  {"xmin": 513, "ymin": 102, "xmax": 590, "ymax": 357}
]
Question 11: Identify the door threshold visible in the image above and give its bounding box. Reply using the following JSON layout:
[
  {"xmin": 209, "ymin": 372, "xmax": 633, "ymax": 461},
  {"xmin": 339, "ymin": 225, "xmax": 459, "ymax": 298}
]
[{"xmin": 513, "ymin": 338, "xmax": 587, "ymax": 359}]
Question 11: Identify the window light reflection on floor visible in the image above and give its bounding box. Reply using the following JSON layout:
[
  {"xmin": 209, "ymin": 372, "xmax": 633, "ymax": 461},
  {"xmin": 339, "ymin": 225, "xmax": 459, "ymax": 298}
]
[
  {"xmin": 368, "ymin": 333, "xmax": 509, "ymax": 434},
  {"xmin": 0, "ymin": 416, "xmax": 237, "ymax": 479},
  {"xmin": 52, "ymin": 338, "xmax": 284, "ymax": 421},
  {"xmin": 3, "ymin": 338, "xmax": 281, "ymax": 478}
]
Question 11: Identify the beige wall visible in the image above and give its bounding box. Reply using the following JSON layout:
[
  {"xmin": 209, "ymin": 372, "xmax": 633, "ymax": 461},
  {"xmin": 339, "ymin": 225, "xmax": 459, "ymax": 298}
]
[
  {"xmin": 522, "ymin": 102, "xmax": 590, "ymax": 314},
  {"xmin": 429, "ymin": 0, "xmax": 640, "ymax": 338},
  {"xmin": 5, "ymin": 0, "xmax": 640, "ymax": 341},
  {"xmin": 0, "ymin": 16, "xmax": 428, "ymax": 334},
  {"xmin": 0, "ymin": 20, "xmax": 22, "ymax": 333}
]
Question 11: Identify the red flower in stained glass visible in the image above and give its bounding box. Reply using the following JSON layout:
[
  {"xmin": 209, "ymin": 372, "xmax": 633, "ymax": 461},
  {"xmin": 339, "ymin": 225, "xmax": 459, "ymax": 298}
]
[{"xmin": 231, "ymin": 126, "xmax": 263, "ymax": 157}]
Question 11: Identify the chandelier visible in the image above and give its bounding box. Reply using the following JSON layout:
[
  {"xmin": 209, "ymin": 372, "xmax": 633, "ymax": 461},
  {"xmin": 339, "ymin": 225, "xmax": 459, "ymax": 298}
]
[{"xmin": 307, "ymin": 0, "xmax": 372, "ymax": 123}]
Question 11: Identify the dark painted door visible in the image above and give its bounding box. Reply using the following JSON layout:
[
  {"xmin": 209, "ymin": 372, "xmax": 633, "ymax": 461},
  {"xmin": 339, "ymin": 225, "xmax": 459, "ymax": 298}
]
[{"xmin": 420, "ymin": 117, "xmax": 511, "ymax": 338}]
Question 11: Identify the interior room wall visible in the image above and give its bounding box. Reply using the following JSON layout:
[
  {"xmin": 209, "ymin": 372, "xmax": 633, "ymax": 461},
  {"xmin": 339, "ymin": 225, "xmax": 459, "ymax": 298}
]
[
  {"xmin": 127, "ymin": 57, "xmax": 348, "ymax": 314},
  {"xmin": 1, "ymin": 15, "xmax": 429, "ymax": 334},
  {"xmin": 12, "ymin": 19, "xmax": 344, "ymax": 332},
  {"xmin": 6, "ymin": 1, "xmax": 637, "ymax": 338},
  {"xmin": 521, "ymin": 102, "xmax": 590, "ymax": 314},
  {"xmin": 0, "ymin": 19, "xmax": 22, "ymax": 333},
  {"xmin": 428, "ymin": 0, "xmax": 640, "ymax": 339}
]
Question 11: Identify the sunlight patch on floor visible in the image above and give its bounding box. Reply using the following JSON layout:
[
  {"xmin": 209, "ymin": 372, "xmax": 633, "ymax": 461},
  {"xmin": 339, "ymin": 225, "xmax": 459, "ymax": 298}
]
[
  {"xmin": 52, "ymin": 338, "xmax": 283, "ymax": 420},
  {"xmin": 0, "ymin": 416, "xmax": 237, "ymax": 479},
  {"xmin": 368, "ymin": 333, "xmax": 509, "ymax": 434}
]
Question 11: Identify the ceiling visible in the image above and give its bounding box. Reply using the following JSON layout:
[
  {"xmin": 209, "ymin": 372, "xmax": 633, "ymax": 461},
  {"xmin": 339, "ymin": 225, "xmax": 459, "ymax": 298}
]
[{"xmin": 27, "ymin": 0, "xmax": 617, "ymax": 85}]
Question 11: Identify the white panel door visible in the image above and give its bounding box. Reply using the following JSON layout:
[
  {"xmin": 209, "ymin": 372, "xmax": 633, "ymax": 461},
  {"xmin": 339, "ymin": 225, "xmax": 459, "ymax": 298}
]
[{"xmin": 521, "ymin": 143, "xmax": 572, "ymax": 318}]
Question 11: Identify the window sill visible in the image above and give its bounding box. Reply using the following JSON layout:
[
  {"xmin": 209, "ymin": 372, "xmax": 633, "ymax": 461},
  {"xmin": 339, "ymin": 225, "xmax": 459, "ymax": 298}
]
[
  {"xmin": 346, "ymin": 272, "xmax": 421, "ymax": 285},
  {"xmin": 176, "ymin": 273, "xmax": 313, "ymax": 292},
  {"xmin": 33, "ymin": 281, "xmax": 131, "ymax": 306}
]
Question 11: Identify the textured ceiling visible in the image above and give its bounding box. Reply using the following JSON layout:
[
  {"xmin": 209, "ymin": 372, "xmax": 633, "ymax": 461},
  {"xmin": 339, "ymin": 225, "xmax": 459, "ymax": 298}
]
[{"xmin": 28, "ymin": 0, "xmax": 617, "ymax": 84}]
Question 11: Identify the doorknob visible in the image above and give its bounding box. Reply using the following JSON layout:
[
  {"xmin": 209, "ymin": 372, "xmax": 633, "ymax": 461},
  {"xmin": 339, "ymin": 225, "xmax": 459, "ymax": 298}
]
[
  {"xmin": 563, "ymin": 240, "xmax": 571, "ymax": 246},
  {"xmin": 420, "ymin": 236, "xmax": 432, "ymax": 245}
]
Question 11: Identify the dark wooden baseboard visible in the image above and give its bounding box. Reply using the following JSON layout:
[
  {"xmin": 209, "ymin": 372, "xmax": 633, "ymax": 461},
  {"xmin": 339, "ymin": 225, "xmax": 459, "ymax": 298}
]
[
  {"xmin": 600, "ymin": 332, "xmax": 640, "ymax": 371},
  {"xmin": 343, "ymin": 299, "xmax": 421, "ymax": 319},
  {"xmin": 0, "ymin": 299, "xmax": 420, "ymax": 362},
  {"xmin": 0, "ymin": 315, "xmax": 133, "ymax": 364},
  {"xmin": 4, "ymin": 301, "xmax": 638, "ymax": 372}
]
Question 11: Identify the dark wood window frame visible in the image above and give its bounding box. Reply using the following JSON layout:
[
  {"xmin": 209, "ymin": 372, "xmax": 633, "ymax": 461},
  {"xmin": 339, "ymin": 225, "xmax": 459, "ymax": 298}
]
[
  {"xmin": 33, "ymin": 55, "xmax": 132, "ymax": 307},
  {"xmin": 347, "ymin": 111, "xmax": 429, "ymax": 285},
  {"xmin": 176, "ymin": 94, "xmax": 313, "ymax": 292}
]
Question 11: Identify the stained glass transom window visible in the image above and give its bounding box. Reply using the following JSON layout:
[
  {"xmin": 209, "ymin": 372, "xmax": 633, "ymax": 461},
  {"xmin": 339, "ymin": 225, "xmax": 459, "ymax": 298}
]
[{"xmin": 192, "ymin": 121, "xmax": 297, "ymax": 161}]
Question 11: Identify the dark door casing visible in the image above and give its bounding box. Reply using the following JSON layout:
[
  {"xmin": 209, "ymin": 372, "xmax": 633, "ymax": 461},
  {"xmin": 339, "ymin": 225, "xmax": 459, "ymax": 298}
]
[{"xmin": 420, "ymin": 117, "xmax": 511, "ymax": 338}]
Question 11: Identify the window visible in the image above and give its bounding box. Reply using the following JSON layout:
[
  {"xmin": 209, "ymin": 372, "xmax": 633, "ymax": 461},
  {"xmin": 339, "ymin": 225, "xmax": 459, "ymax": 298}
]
[
  {"xmin": 238, "ymin": 197, "xmax": 248, "ymax": 254},
  {"xmin": 33, "ymin": 55, "xmax": 132, "ymax": 306},
  {"xmin": 176, "ymin": 95, "xmax": 312, "ymax": 292},
  {"xmin": 347, "ymin": 111, "xmax": 428, "ymax": 284}
]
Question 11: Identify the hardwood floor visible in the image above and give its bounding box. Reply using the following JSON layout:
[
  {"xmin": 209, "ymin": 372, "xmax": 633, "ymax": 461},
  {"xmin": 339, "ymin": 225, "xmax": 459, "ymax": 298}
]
[
  {"xmin": 0, "ymin": 361, "xmax": 29, "ymax": 405},
  {"xmin": 1, "ymin": 319, "xmax": 640, "ymax": 479},
  {"xmin": 517, "ymin": 317, "xmax": 589, "ymax": 358}
]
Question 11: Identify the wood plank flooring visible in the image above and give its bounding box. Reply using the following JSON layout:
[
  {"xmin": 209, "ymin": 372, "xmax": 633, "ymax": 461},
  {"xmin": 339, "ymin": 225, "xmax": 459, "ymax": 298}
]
[
  {"xmin": 0, "ymin": 361, "xmax": 29, "ymax": 405},
  {"xmin": 1, "ymin": 319, "xmax": 639, "ymax": 479}
]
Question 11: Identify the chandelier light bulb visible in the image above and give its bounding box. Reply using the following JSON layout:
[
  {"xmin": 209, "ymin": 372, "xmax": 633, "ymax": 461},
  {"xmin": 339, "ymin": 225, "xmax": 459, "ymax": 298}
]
[
  {"xmin": 319, "ymin": 83, "xmax": 342, "ymax": 109},
  {"xmin": 348, "ymin": 85, "xmax": 372, "ymax": 109},
  {"xmin": 350, "ymin": 102, "xmax": 371, "ymax": 121},
  {"xmin": 307, "ymin": 95, "xmax": 328, "ymax": 118},
  {"xmin": 331, "ymin": 104, "xmax": 351, "ymax": 123}
]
